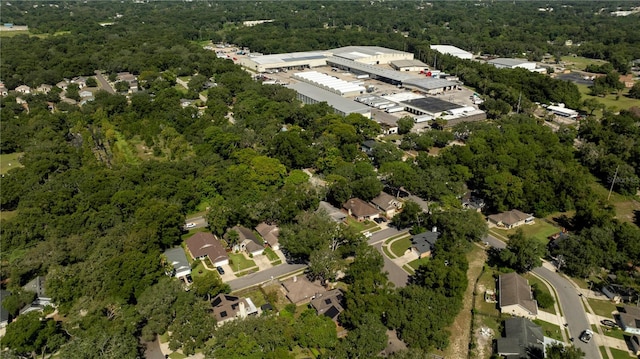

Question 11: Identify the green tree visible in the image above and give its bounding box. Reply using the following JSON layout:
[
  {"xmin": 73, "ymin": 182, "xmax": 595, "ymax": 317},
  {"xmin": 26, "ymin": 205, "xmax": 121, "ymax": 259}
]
[
  {"xmin": 86, "ymin": 77, "xmax": 98, "ymax": 87},
  {"xmin": 1, "ymin": 312, "xmax": 67, "ymax": 358},
  {"xmin": 192, "ymin": 271, "xmax": 230, "ymax": 301},
  {"xmin": 114, "ymin": 81, "xmax": 130, "ymax": 93},
  {"xmin": 308, "ymin": 248, "xmax": 343, "ymax": 285},
  {"xmin": 545, "ymin": 343, "xmax": 585, "ymax": 358},
  {"xmin": 397, "ymin": 116, "xmax": 415, "ymax": 135},
  {"xmin": 66, "ymin": 83, "xmax": 80, "ymax": 101},
  {"xmin": 629, "ymin": 81, "xmax": 640, "ymax": 99},
  {"xmin": 499, "ymin": 229, "xmax": 545, "ymax": 272},
  {"xmin": 334, "ymin": 313, "xmax": 387, "ymax": 359},
  {"xmin": 391, "ymin": 200, "xmax": 424, "ymax": 229}
]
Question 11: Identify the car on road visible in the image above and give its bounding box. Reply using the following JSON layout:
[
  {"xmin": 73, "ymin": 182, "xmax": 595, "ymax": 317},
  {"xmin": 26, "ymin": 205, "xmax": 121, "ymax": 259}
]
[
  {"xmin": 185, "ymin": 222, "xmax": 196, "ymax": 229},
  {"xmin": 579, "ymin": 329, "xmax": 593, "ymax": 343},
  {"xmin": 600, "ymin": 319, "xmax": 617, "ymax": 328},
  {"xmin": 363, "ymin": 231, "xmax": 372, "ymax": 238},
  {"xmin": 216, "ymin": 266, "xmax": 225, "ymax": 275}
]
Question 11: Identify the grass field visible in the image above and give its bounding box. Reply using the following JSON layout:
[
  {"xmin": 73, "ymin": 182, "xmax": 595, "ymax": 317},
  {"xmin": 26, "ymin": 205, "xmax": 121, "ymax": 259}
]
[
  {"xmin": 390, "ymin": 237, "xmax": 412, "ymax": 257},
  {"xmin": 524, "ymin": 273, "xmax": 557, "ymax": 314},
  {"xmin": 602, "ymin": 326, "xmax": 627, "ymax": 341},
  {"xmin": 610, "ymin": 347, "xmax": 636, "ymax": 359},
  {"xmin": 0, "ymin": 211, "xmax": 18, "ymax": 222},
  {"xmin": 345, "ymin": 217, "xmax": 378, "ymax": 232},
  {"xmin": 577, "ymin": 83, "xmax": 639, "ymax": 115},
  {"xmin": 588, "ymin": 180, "xmax": 640, "ymax": 226},
  {"xmin": 264, "ymin": 247, "xmax": 279, "ymax": 262},
  {"xmin": 532, "ymin": 319, "xmax": 563, "ymax": 341},
  {"xmin": 587, "ymin": 298, "xmax": 617, "ymax": 317},
  {"xmin": 561, "ymin": 56, "xmax": 609, "ymax": 71},
  {"xmin": 491, "ymin": 220, "xmax": 559, "ymax": 245},
  {"xmin": 228, "ymin": 252, "xmax": 256, "ymax": 272},
  {"xmin": 0, "ymin": 152, "xmax": 24, "ymax": 174},
  {"xmin": 407, "ymin": 256, "xmax": 430, "ymax": 270}
]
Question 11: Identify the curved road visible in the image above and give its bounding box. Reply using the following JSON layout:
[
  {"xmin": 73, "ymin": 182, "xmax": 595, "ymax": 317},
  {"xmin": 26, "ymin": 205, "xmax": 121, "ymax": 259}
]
[{"xmin": 484, "ymin": 234, "xmax": 601, "ymax": 359}]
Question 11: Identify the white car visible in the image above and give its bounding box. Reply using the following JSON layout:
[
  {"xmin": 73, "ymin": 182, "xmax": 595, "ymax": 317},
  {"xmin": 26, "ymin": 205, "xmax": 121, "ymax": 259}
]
[
  {"xmin": 185, "ymin": 222, "xmax": 196, "ymax": 229},
  {"xmin": 579, "ymin": 329, "xmax": 593, "ymax": 343},
  {"xmin": 363, "ymin": 231, "xmax": 372, "ymax": 238}
]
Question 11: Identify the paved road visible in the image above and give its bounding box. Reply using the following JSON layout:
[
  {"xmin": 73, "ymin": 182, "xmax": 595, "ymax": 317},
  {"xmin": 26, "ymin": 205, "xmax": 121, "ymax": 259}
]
[
  {"xmin": 94, "ymin": 70, "xmax": 115, "ymax": 94},
  {"xmin": 484, "ymin": 234, "xmax": 601, "ymax": 359},
  {"xmin": 367, "ymin": 227, "xmax": 410, "ymax": 287},
  {"xmin": 367, "ymin": 227, "xmax": 403, "ymax": 245},
  {"xmin": 184, "ymin": 216, "xmax": 208, "ymax": 230},
  {"xmin": 227, "ymin": 263, "xmax": 307, "ymax": 291}
]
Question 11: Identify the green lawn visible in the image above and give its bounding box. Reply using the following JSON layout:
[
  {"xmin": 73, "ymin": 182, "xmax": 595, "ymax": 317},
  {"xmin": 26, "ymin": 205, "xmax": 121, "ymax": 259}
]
[
  {"xmin": 600, "ymin": 346, "xmax": 609, "ymax": 359},
  {"xmin": 0, "ymin": 152, "xmax": 24, "ymax": 174},
  {"xmin": 264, "ymin": 247, "xmax": 279, "ymax": 262},
  {"xmin": 602, "ymin": 327, "xmax": 627, "ymax": 341},
  {"xmin": 561, "ymin": 56, "xmax": 609, "ymax": 71},
  {"xmin": 523, "ymin": 273, "xmax": 557, "ymax": 315},
  {"xmin": 113, "ymin": 131, "xmax": 139, "ymax": 165},
  {"xmin": 384, "ymin": 232, "xmax": 412, "ymax": 245},
  {"xmin": 610, "ymin": 348, "xmax": 635, "ymax": 359},
  {"xmin": 345, "ymin": 217, "xmax": 378, "ymax": 232},
  {"xmin": 587, "ymin": 298, "xmax": 617, "ymax": 317},
  {"xmin": 491, "ymin": 220, "xmax": 559, "ymax": 245},
  {"xmin": 532, "ymin": 319, "xmax": 563, "ymax": 341},
  {"xmin": 389, "ymin": 236, "xmax": 412, "ymax": 257},
  {"xmin": 0, "ymin": 210, "xmax": 18, "ymax": 222},
  {"xmin": 577, "ymin": 83, "xmax": 639, "ymax": 115},
  {"xmin": 169, "ymin": 352, "xmax": 187, "ymax": 359},
  {"xmin": 382, "ymin": 246, "xmax": 395, "ymax": 259},
  {"xmin": 407, "ymin": 256, "xmax": 430, "ymax": 270},
  {"xmin": 228, "ymin": 252, "xmax": 257, "ymax": 272}
]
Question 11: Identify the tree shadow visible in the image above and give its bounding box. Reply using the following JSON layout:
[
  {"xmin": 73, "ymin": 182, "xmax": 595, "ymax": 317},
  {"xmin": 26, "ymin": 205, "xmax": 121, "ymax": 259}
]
[
  {"xmin": 551, "ymin": 214, "xmax": 575, "ymax": 231},
  {"xmin": 633, "ymin": 210, "xmax": 640, "ymax": 227}
]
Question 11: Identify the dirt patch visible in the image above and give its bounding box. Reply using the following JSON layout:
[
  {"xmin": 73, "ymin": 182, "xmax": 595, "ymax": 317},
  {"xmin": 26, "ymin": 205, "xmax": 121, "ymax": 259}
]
[
  {"xmin": 474, "ymin": 326, "xmax": 494, "ymax": 359},
  {"xmin": 443, "ymin": 244, "xmax": 487, "ymax": 359}
]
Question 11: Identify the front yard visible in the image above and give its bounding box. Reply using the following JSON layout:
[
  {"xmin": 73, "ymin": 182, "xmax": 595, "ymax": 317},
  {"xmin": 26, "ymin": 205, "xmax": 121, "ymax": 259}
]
[
  {"xmin": 389, "ymin": 236, "xmax": 412, "ymax": 258},
  {"xmin": 228, "ymin": 252, "xmax": 257, "ymax": 272},
  {"xmin": 264, "ymin": 247, "xmax": 280, "ymax": 262},
  {"xmin": 490, "ymin": 220, "xmax": 560, "ymax": 245},
  {"xmin": 587, "ymin": 298, "xmax": 618, "ymax": 318},
  {"xmin": 344, "ymin": 217, "xmax": 378, "ymax": 232}
]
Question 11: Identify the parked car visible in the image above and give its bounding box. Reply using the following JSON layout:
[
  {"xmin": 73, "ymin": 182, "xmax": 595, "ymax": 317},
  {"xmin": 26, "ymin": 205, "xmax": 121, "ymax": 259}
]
[
  {"xmin": 601, "ymin": 319, "xmax": 617, "ymax": 328},
  {"xmin": 185, "ymin": 222, "xmax": 196, "ymax": 229},
  {"xmin": 374, "ymin": 217, "xmax": 387, "ymax": 224},
  {"xmin": 216, "ymin": 266, "xmax": 225, "ymax": 275},
  {"xmin": 363, "ymin": 231, "xmax": 372, "ymax": 238},
  {"xmin": 579, "ymin": 329, "xmax": 593, "ymax": 343}
]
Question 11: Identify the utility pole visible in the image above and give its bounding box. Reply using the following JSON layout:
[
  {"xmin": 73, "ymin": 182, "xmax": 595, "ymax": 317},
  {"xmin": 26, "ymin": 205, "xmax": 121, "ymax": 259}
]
[
  {"xmin": 516, "ymin": 91, "xmax": 522, "ymax": 114},
  {"xmin": 607, "ymin": 165, "xmax": 619, "ymax": 201}
]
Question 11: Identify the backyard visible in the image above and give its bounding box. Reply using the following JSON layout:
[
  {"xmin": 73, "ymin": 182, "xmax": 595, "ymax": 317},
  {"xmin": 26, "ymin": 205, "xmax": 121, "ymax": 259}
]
[
  {"xmin": 576, "ymin": 83, "xmax": 638, "ymax": 115},
  {"xmin": 0, "ymin": 152, "xmax": 24, "ymax": 174}
]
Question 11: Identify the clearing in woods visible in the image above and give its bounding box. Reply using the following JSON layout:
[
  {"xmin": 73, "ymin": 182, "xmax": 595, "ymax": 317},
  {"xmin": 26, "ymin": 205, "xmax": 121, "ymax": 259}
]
[{"xmin": 441, "ymin": 243, "xmax": 487, "ymax": 358}]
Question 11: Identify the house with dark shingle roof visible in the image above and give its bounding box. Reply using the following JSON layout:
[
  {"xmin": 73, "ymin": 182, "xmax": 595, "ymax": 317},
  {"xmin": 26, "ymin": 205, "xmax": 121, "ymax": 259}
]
[
  {"xmin": 496, "ymin": 317, "xmax": 544, "ymax": 359},
  {"xmin": 163, "ymin": 247, "xmax": 191, "ymax": 279},
  {"xmin": 411, "ymin": 227, "xmax": 440, "ymax": 258},
  {"xmin": 310, "ymin": 289, "xmax": 344, "ymax": 322},
  {"xmin": 211, "ymin": 293, "xmax": 258, "ymax": 326},
  {"xmin": 20, "ymin": 276, "xmax": 54, "ymax": 315},
  {"xmin": 256, "ymin": 222, "xmax": 280, "ymax": 251},
  {"xmin": 317, "ymin": 201, "xmax": 347, "ymax": 223},
  {"xmin": 499, "ymin": 272, "xmax": 538, "ymax": 318},
  {"xmin": 230, "ymin": 225, "xmax": 264, "ymax": 256},
  {"xmin": 620, "ymin": 305, "xmax": 640, "ymax": 336},
  {"xmin": 343, "ymin": 198, "xmax": 379, "ymax": 222},
  {"xmin": 488, "ymin": 209, "xmax": 534, "ymax": 229},
  {"xmin": 0, "ymin": 290, "xmax": 11, "ymax": 328},
  {"xmin": 185, "ymin": 232, "xmax": 229, "ymax": 267}
]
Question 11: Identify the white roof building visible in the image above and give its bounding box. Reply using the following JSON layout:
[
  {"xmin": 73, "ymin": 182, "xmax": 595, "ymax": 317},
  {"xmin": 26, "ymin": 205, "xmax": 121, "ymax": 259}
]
[
  {"xmin": 293, "ymin": 71, "xmax": 366, "ymax": 97},
  {"xmin": 430, "ymin": 45, "xmax": 473, "ymax": 60},
  {"xmin": 287, "ymin": 82, "xmax": 371, "ymax": 119},
  {"xmin": 488, "ymin": 58, "xmax": 537, "ymax": 71}
]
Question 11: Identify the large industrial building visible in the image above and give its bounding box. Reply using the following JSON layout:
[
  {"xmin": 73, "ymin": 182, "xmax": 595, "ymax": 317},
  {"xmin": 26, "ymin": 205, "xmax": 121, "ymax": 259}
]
[
  {"xmin": 286, "ymin": 82, "xmax": 372, "ymax": 119},
  {"xmin": 430, "ymin": 45, "xmax": 474, "ymax": 60},
  {"xmin": 292, "ymin": 71, "xmax": 366, "ymax": 96},
  {"xmin": 488, "ymin": 58, "xmax": 538, "ymax": 71}
]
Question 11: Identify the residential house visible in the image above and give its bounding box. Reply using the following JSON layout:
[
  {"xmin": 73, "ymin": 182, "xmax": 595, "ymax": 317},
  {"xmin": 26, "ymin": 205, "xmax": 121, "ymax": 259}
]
[
  {"xmin": 71, "ymin": 77, "xmax": 87, "ymax": 89},
  {"xmin": 370, "ymin": 192, "xmax": 402, "ymax": 218},
  {"xmin": 15, "ymin": 85, "xmax": 31, "ymax": 94},
  {"xmin": 498, "ymin": 272, "xmax": 538, "ymax": 318},
  {"xmin": 361, "ymin": 139, "xmax": 377, "ymax": 155},
  {"xmin": 256, "ymin": 222, "xmax": 280, "ymax": 251},
  {"xmin": 619, "ymin": 74, "xmax": 636, "ymax": 89},
  {"xmin": 0, "ymin": 290, "xmax": 10, "ymax": 328},
  {"xmin": 317, "ymin": 201, "xmax": 347, "ymax": 223},
  {"xmin": 461, "ymin": 192, "xmax": 485, "ymax": 212},
  {"xmin": 310, "ymin": 289, "xmax": 344, "ymax": 322},
  {"xmin": 116, "ymin": 72, "xmax": 139, "ymax": 92},
  {"xmin": 488, "ymin": 210, "xmax": 534, "ymax": 229},
  {"xmin": 620, "ymin": 305, "xmax": 640, "ymax": 336},
  {"xmin": 230, "ymin": 225, "xmax": 264, "ymax": 256},
  {"xmin": 380, "ymin": 123, "xmax": 398, "ymax": 135},
  {"xmin": 36, "ymin": 84, "xmax": 52, "ymax": 94},
  {"xmin": 56, "ymin": 80, "xmax": 69, "ymax": 91},
  {"xmin": 211, "ymin": 293, "xmax": 258, "ymax": 326},
  {"xmin": 163, "ymin": 247, "xmax": 191, "ymax": 280},
  {"xmin": 547, "ymin": 228, "xmax": 569, "ymax": 250},
  {"xmin": 411, "ymin": 227, "xmax": 440, "ymax": 258},
  {"xmin": 79, "ymin": 90, "xmax": 93, "ymax": 98},
  {"xmin": 343, "ymin": 198, "xmax": 379, "ymax": 222},
  {"xmin": 185, "ymin": 232, "xmax": 229, "ymax": 267},
  {"xmin": 496, "ymin": 317, "xmax": 544, "ymax": 359},
  {"xmin": 282, "ymin": 275, "xmax": 325, "ymax": 305},
  {"xmin": 20, "ymin": 276, "xmax": 54, "ymax": 315}
]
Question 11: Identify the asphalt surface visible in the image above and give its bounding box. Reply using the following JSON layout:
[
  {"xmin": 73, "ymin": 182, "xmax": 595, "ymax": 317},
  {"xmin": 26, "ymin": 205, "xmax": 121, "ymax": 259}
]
[
  {"xmin": 368, "ymin": 227, "xmax": 410, "ymax": 287},
  {"xmin": 227, "ymin": 263, "xmax": 307, "ymax": 291},
  {"xmin": 184, "ymin": 216, "xmax": 208, "ymax": 230},
  {"xmin": 484, "ymin": 234, "xmax": 601, "ymax": 359},
  {"xmin": 94, "ymin": 70, "xmax": 116, "ymax": 94}
]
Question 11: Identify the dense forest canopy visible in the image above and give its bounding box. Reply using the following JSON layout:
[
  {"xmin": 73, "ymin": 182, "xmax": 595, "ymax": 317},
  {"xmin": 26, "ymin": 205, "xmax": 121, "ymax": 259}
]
[{"xmin": 0, "ymin": 1, "xmax": 639, "ymax": 358}]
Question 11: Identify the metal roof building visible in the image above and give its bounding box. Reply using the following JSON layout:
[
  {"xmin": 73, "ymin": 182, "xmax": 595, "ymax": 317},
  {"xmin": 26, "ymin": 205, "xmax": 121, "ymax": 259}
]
[
  {"xmin": 286, "ymin": 82, "xmax": 371, "ymax": 118},
  {"xmin": 239, "ymin": 51, "xmax": 328, "ymax": 72},
  {"xmin": 390, "ymin": 59, "xmax": 429, "ymax": 71},
  {"xmin": 402, "ymin": 77, "xmax": 460, "ymax": 94},
  {"xmin": 488, "ymin": 58, "xmax": 537, "ymax": 71},
  {"xmin": 430, "ymin": 45, "xmax": 474, "ymax": 60},
  {"xmin": 293, "ymin": 71, "xmax": 366, "ymax": 96},
  {"xmin": 330, "ymin": 46, "xmax": 413, "ymax": 64}
]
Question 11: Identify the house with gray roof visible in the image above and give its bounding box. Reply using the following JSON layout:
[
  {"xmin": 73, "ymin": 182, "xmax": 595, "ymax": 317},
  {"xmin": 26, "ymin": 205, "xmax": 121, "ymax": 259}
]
[
  {"xmin": 499, "ymin": 272, "xmax": 538, "ymax": 318},
  {"xmin": 20, "ymin": 276, "xmax": 54, "ymax": 315},
  {"xmin": 310, "ymin": 289, "xmax": 344, "ymax": 322},
  {"xmin": 411, "ymin": 227, "xmax": 440, "ymax": 258},
  {"xmin": 256, "ymin": 222, "xmax": 280, "ymax": 251},
  {"xmin": 211, "ymin": 294, "xmax": 258, "ymax": 326},
  {"xmin": 488, "ymin": 209, "xmax": 534, "ymax": 229},
  {"xmin": 230, "ymin": 225, "xmax": 264, "ymax": 256},
  {"xmin": 0, "ymin": 290, "xmax": 11, "ymax": 328},
  {"xmin": 496, "ymin": 317, "xmax": 544, "ymax": 359},
  {"xmin": 317, "ymin": 201, "xmax": 347, "ymax": 223},
  {"xmin": 163, "ymin": 247, "xmax": 191, "ymax": 279}
]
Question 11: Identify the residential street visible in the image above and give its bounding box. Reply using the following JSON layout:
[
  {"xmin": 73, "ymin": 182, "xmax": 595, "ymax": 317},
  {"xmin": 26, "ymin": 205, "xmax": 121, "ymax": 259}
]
[
  {"xmin": 184, "ymin": 216, "xmax": 208, "ymax": 229},
  {"xmin": 227, "ymin": 263, "xmax": 307, "ymax": 291},
  {"xmin": 484, "ymin": 234, "xmax": 602, "ymax": 359},
  {"xmin": 367, "ymin": 227, "xmax": 410, "ymax": 287},
  {"xmin": 94, "ymin": 70, "xmax": 116, "ymax": 94}
]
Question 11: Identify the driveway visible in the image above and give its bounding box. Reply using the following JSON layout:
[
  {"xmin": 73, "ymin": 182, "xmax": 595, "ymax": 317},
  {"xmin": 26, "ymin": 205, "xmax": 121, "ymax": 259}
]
[
  {"xmin": 253, "ymin": 254, "xmax": 272, "ymax": 271},
  {"xmin": 227, "ymin": 263, "xmax": 307, "ymax": 291}
]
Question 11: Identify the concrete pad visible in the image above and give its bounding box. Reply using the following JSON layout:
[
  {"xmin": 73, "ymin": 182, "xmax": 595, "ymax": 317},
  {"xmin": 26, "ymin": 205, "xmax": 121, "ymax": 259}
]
[{"xmin": 537, "ymin": 309, "xmax": 564, "ymax": 326}]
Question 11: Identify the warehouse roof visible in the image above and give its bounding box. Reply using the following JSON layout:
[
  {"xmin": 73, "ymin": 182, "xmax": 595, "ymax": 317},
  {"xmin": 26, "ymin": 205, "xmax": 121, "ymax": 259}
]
[
  {"xmin": 430, "ymin": 45, "xmax": 473, "ymax": 59},
  {"xmin": 293, "ymin": 71, "xmax": 366, "ymax": 95},
  {"xmin": 390, "ymin": 59, "xmax": 428, "ymax": 68},
  {"xmin": 488, "ymin": 58, "xmax": 533, "ymax": 67},
  {"xmin": 330, "ymin": 46, "xmax": 410, "ymax": 58},
  {"xmin": 326, "ymin": 56, "xmax": 414, "ymax": 82},
  {"xmin": 403, "ymin": 77, "xmax": 458, "ymax": 90},
  {"xmin": 401, "ymin": 97, "xmax": 463, "ymax": 113},
  {"xmin": 250, "ymin": 51, "xmax": 328, "ymax": 65},
  {"xmin": 287, "ymin": 82, "xmax": 371, "ymax": 115}
]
